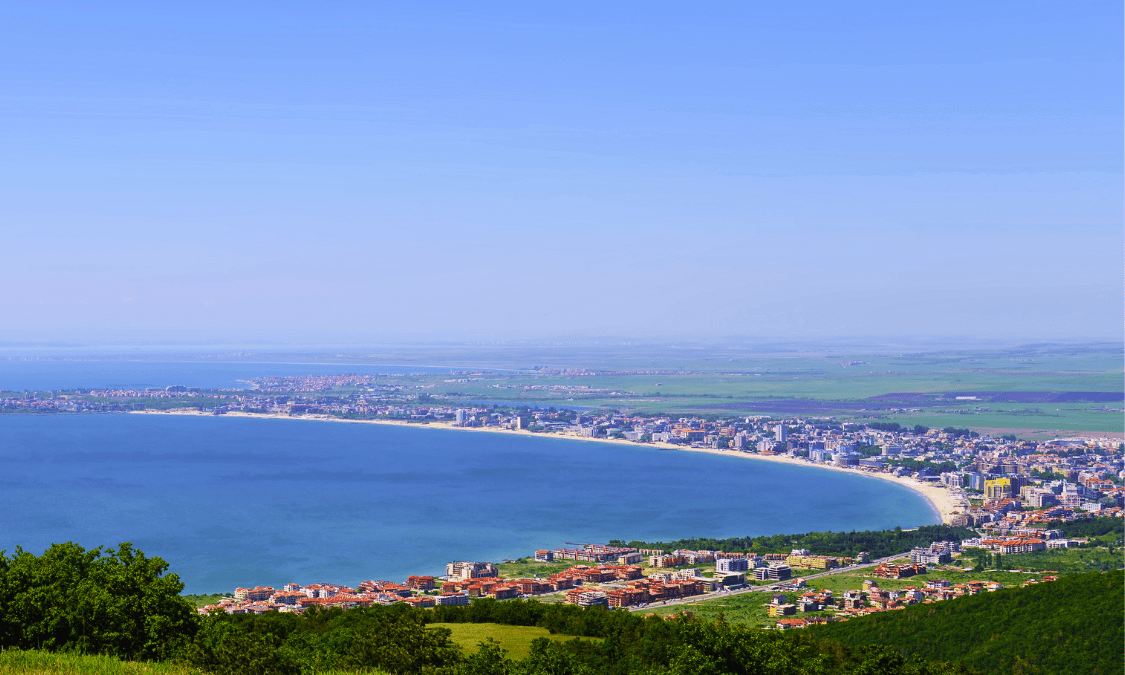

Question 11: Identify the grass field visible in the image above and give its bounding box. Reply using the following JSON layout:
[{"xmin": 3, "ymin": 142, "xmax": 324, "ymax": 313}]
[
  {"xmin": 429, "ymin": 623, "xmax": 596, "ymax": 660},
  {"xmin": 0, "ymin": 650, "xmax": 199, "ymax": 675},
  {"xmin": 853, "ymin": 404, "xmax": 1124, "ymax": 435},
  {"xmin": 0, "ymin": 650, "xmax": 385, "ymax": 675},
  {"xmin": 44, "ymin": 344, "xmax": 1119, "ymax": 435},
  {"xmin": 384, "ymin": 344, "xmax": 1124, "ymax": 433},
  {"xmin": 998, "ymin": 547, "xmax": 1122, "ymax": 574},
  {"xmin": 179, "ymin": 594, "xmax": 226, "ymax": 608},
  {"xmin": 496, "ymin": 559, "xmax": 576, "ymax": 579}
]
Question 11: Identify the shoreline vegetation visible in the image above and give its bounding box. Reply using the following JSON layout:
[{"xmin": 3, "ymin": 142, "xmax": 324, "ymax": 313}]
[{"xmin": 130, "ymin": 408, "xmax": 957, "ymax": 523}]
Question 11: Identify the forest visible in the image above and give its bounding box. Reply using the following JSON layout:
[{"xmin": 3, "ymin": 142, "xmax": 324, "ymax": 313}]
[
  {"xmin": 614, "ymin": 524, "xmax": 977, "ymax": 559},
  {"xmin": 1047, "ymin": 515, "xmax": 1124, "ymax": 540},
  {"xmin": 808, "ymin": 570, "xmax": 1123, "ymax": 675}
]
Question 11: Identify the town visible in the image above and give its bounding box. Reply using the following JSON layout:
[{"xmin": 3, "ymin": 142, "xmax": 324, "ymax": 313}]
[
  {"xmin": 6, "ymin": 375, "xmax": 1122, "ymax": 631},
  {"xmin": 199, "ymin": 522, "xmax": 1097, "ymax": 630}
]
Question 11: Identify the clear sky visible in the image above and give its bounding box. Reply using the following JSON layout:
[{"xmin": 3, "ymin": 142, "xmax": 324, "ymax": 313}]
[{"xmin": 2, "ymin": 2, "xmax": 1121, "ymax": 344}]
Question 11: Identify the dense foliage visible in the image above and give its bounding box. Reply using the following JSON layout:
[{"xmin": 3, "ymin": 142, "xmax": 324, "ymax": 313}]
[
  {"xmin": 185, "ymin": 601, "xmax": 973, "ymax": 675},
  {"xmin": 0, "ymin": 542, "xmax": 196, "ymax": 660},
  {"xmin": 1045, "ymin": 515, "xmax": 1124, "ymax": 540},
  {"xmin": 809, "ymin": 570, "xmax": 1124, "ymax": 675},
  {"xmin": 883, "ymin": 458, "xmax": 959, "ymax": 474},
  {"xmin": 617, "ymin": 524, "xmax": 977, "ymax": 558},
  {"xmin": 182, "ymin": 604, "xmax": 462, "ymax": 674}
]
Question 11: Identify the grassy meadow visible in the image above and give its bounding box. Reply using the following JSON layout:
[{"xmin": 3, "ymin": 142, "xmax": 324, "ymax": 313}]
[
  {"xmin": 496, "ymin": 559, "xmax": 577, "ymax": 579},
  {"xmin": 0, "ymin": 650, "xmax": 200, "ymax": 675},
  {"xmin": 429, "ymin": 623, "xmax": 597, "ymax": 660},
  {"xmin": 397, "ymin": 344, "xmax": 1124, "ymax": 433}
]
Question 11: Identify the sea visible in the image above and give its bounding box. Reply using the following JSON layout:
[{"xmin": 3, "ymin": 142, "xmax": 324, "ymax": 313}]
[{"xmin": 0, "ymin": 360, "xmax": 940, "ymax": 594}]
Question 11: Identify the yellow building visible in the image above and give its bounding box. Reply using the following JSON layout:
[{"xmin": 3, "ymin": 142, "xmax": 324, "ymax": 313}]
[
  {"xmin": 786, "ymin": 555, "xmax": 839, "ymax": 570},
  {"xmin": 984, "ymin": 478, "xmax": 1012, "ymax": 500}
]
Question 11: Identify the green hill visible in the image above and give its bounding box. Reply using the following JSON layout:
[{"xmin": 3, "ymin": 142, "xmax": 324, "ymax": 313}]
[{"xmin": 807, "ymin": 570, "xmax": 1124, "ymax": 675}]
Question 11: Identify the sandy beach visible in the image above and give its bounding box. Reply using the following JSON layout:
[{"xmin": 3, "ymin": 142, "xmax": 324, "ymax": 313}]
[{"xmin": 131, "ymin": 408, "xmax": 962, "ymax": 524}]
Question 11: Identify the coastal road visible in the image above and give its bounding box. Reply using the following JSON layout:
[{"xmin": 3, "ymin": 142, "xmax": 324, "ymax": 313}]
[{"xmin": 627, "ymin": 553, "xmax": 911, "ymax": 612}]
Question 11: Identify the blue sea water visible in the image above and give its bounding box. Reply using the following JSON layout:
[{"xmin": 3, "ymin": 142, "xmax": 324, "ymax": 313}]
[
  {"xmin": 0, "ymin": 414, "xmax": 939, "ymax": 593},
  {"xmin": 0, "ymin": 360, "xmax": 461, "ymax": 392}
]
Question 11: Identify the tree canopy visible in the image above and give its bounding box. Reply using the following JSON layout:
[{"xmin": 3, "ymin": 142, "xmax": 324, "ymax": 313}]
[{"xmin": 0, "ymin": 542, "xmax": 196, "ymax": 660}]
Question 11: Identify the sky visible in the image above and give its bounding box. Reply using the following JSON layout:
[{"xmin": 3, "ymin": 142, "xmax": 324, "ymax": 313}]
[{"xmin": 1, "ymin": 1, "xmax": 1121, "ymax": 345}]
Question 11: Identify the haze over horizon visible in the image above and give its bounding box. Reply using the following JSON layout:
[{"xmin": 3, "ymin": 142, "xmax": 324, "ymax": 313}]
[{"xmin": 3, "ymin": 2, "xmax": 1121, "ymax": 343}]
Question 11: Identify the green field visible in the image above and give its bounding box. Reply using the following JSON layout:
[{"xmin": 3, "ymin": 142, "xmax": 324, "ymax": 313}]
[
  {"xmin": 26, "ymin": 343, "xmax": 1123, "ymax": 436},
  {"xmin": 997, "ymin": 547, "xmax": 1122, "ymax": 574},
  {"xmin": 370, "ymin": 343, "xmax": 1125, "ymax": 433},
  {"xmin": 646, "ymin": 588, "xmax": 779, "ymax": 625},
  {"xmin": 429, "ymin": 623, "xmax": 596, "ymax": 660},
  {"xmin": 0, "ymin": 650, "xmax": 386, "ymax": 675},
  {"xmin": 180, "ymin": 594, "xmax": 226, "ymax": 608},
  {"xmin": 856, "ymin": 404, "xmax": 1124, "ymax": 435},
  {"xmin": 0, "ymin": 650, "xmax": 198, "ymax": 675},
  {"xmin": 496, "ymin": 559, "xmax": 577, "ymax": 579}
]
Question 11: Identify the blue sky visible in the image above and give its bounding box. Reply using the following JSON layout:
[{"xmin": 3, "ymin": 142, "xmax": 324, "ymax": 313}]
[{"xmin": 2, "ymin": 2, "xmax": 1121, "ymax": 343}]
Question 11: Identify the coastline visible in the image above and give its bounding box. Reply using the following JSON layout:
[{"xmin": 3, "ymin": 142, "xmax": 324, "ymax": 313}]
[{"xmin": 129, "ymin": 409, "xmax": 959, "ymax": 525}]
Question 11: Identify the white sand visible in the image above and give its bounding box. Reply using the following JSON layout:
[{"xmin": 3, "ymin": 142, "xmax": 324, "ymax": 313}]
[{"xmin": 131, "ymin": 408, "xmax": 961, "ymax": 524}]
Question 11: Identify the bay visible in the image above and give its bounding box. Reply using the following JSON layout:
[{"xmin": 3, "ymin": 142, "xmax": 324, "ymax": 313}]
[{"xmin": 0, "ymin": 414, "xmax": 939, "ymax": 593}]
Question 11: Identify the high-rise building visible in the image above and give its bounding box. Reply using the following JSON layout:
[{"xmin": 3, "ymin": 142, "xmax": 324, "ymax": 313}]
[
  {"xmin": 774, "ymin": 424, "xmax": 787, "ymax": 442},
  {"xmin": 984, "ymin": 477, "xmax": 1012, "ymax": 500},
  {"xmin": 716, "ymin": 557, "xmax": 750, "ymax": 573}
]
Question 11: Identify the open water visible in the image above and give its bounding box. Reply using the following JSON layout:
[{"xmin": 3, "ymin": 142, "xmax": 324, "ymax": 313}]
[
  {"xmin": 0, "ymin": 359, "xmax": 465, "ymax": 392},
  {"xmin": 0, "ymin": 413, "xmax": 939, "ymax": 593}
]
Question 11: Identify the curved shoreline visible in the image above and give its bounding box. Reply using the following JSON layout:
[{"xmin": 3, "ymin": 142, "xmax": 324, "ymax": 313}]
[{"xmin": 129, "ymin": 409, "xmax": 958, "ymax": 525}]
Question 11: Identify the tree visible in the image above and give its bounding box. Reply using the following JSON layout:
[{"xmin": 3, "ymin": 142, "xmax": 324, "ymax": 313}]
[
  {"xmin": 464, "ymin": 639, "xmax": 510, "ymax": 675},
  {"xmin": 0, "ymin": 542, "xmax": 196, "ymax": 659}
]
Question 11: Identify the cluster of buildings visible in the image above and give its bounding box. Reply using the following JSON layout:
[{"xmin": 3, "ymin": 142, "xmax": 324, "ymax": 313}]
[
  {"xmin": 907, "ymin": 541, "xmax": 960, "ymax": 565},
  {"xmin": 198, "ymin": 518, "xmax": 1100, "ymax": 626},
  {"xmin": 966, "ymin": 501, "xmax": 1122, "ymax": 541},
  {"xmin": 536, "ymin": 544, "xmax": 646, "ymax": 564},
  {"xmin": 199, "ymin": 559, "xmax": 686, "ymax": 615},
  {"xmin": 945, "ymin": 476, "xmax": 1125, "ymax": 527},
  {"xmin": 870, "ymin": 562, "xmax": 928, "ymax": 579},
  {"xmin": 767, "ymin": 573, "xmax": 1058, "ymax": 630},
  {"xmin": 579, "ymin": 572, "xmax": 710, "ymax": 608},
  {"xmin": 197, "ymin": 540, "xmax": 826, "ymax": 616}
]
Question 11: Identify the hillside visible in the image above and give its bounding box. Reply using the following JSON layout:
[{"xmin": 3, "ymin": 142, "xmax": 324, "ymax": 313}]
[{"xmin": 807, "ymin": 570, "xmax": 1123, "ymax": 675}]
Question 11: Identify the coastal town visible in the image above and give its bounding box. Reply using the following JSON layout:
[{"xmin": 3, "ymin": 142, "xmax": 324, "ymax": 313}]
[
  {"xmin": 5, "ymin": 373, "xmax": 1122, "ymax": 630},
  {"xmin": 197, "ymin": 516, "xmax": 1103, "ymax": 630},
  {"xmin": 6, "ymin": 376, "xmax": 1123, "ymax": 528}
]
